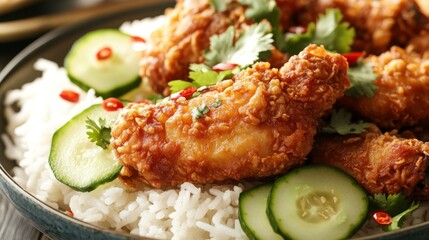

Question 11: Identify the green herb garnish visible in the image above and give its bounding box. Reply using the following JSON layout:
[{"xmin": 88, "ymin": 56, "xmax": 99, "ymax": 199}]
[
  {"xmin": 210, "ymin": 98, "xmax": 222, "ymax": 108},
  {"xmin": 238, "ymin": 0, "xmax": 280, "ymax": 28},
  {"xmin": 204, "ymin": 21, "xmax": 273, "ymax": 67},
  {"xmin": 85, "ymin": 117, "xmax": 112, "ymax": 149},
  {"xmin": 192, "ymin": 103, "xmax": 210, "ymax": 119},
  {"xmin": 369, "ymin": 193, "xmax": 420, "ymax": 231},
  {"xmin": 209, "ymin": 0, "xmax": 231, "ymax": 11},
  {"xmin": 168, "ymin": 64, "xmax": 233, "ymax": 93},
  {"xmin": 346, "ymin": 61, "xmax": 379, "ymax": 99},
  {"xmin": 322, "ymin": 108, "xmax": 370, "ymax": 135},
  {"xmin": 280, "ymin": 8, "xmax": 355, "ymax": 55}
]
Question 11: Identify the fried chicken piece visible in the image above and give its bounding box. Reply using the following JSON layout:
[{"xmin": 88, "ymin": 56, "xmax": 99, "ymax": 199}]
[
  {"xmin": 140, "ymin": 0, "xmax": 288, "ymax": 95},
  {"xmin": 310, "ymin": 125, "xmax": 429, "ymax": 199},
  {"xmin": 111, "ymin": 45, "xmax": 349, "ymax": 188},
  {"xmin": 338, "ymin": 46, "xmax": 429, "ymax": 129},
  {"xmin": 282, "ymin": 0, "xmax": 429, "ymax": 54}
]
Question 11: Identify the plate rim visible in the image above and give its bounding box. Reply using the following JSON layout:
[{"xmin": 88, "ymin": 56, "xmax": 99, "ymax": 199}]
[{"xmin": 1, "ymin": 0, "xmax": 429, "ymax": 239}]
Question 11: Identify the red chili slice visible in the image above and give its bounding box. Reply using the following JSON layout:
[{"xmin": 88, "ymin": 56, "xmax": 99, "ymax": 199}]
[
  {"xmin": 131, "ymin": 35, "xmax": 146, "ymax": 43},
  {"xmin": 96, "ymin": 46, "xmax": 112, "ymax": 60},
  {"xmin": 59, "ymin": 90, "xmax": 80, "ymax": 103},
  {"xmin": 171, "ymin": 87, "xmax": 198, "ymax": 100},
  {"xmin": 180, "ymin": 87, "xmax": 198, "ymax": 99},
  {"xmin": 372, "ymin": 211, "xmax": 393, "ymax": 226},
  {"xmin": 102, "ymin": 98, "xmax": 124, "ymax": 111},
  {"xmin": 343, "ymin": 52, "xmax": 366, "ymax": 66},
  {"xmin": 65, "ymin": 210, "xmax": 74, "ymax": 217},
  {"xmin": 212, "ymin": 63, "xmax": 238, "ymax": 72}
]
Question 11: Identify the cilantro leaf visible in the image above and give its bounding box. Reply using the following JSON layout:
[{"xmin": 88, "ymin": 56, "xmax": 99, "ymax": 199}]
[
  {"xmin": 192, "ymin": 103, "xmax": 210, "ymax": 119},
  {"xmin": 238, "ymin": 0, "xmax": 280, "ymax": 28},
  {"xmin": 168, "ymin": 64, "xmax": 233, "ymax": 93},
  {"xmin": 204, "ymin": 21, "xmax": 273, "ymax": 67},
  {"xmin": 369, "ymin": 193, "xmax": 413, "ymax": 216},
  {"xmin": 209, "ymin": 0, "xmax": 231, "ymax": 11},
  {"xmin": 147, "ymin": 93, "xmax": 164, "ymax": 103},
  {"xmin": 168, "ymin": 80, "xmax": 197, "ymax": 93},
  {"xmin": 85, "ymin": 117, "xmax": 112, "ymax": 149},
  {"xmin": 322, "ymin": 108, "xmax": 370, "ymax": 135},
  {"xmin": 281, "ymin": 8, "xmax": 355, "ymax": 55},
  {"xmin": 384, "ymin": 203, "xmax": 419, "ymax": 231},
  {"xmin": 346, "ymin": 61, "xmax": 379, "ymax": 99}
]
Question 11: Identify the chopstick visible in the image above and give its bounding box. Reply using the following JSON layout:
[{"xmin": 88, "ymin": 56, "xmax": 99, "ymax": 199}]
[{"xmin": 0, "ymin": 0, "xmax": 167, "ymax": 42}]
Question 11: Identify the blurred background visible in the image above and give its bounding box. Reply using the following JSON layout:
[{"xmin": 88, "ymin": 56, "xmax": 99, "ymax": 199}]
[{"xmin": 0, "ymin": 0, "xmax": 145, "ymax": 70}]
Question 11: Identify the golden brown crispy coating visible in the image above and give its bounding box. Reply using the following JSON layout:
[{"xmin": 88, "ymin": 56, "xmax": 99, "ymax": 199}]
[
  {"xmin": 338, "ymin": 46, "xmax": 429, "ymax": 129},
  {"xmin": 140, "ymin": 0, "xmax": 288, "ymax": 95},
  {"xmin": 140, "ymin": 0, "xmax": 242, "ymax": 94},
  {"xmin": 281, "ymin": 0, "xmax": 429, "ymax": 54},
  {"xmin": 310, "ymin": 125, "xmax": 429, "ymax": 199},
  {"xmin": 112, "ymin": 45, "xmax": 349, "ymax": 188}
]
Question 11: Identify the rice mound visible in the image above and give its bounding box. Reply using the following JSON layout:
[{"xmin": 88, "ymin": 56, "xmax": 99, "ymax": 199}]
[{"xmin": 2, "ymin": 16, "xmax": 429, "ymax": 240}]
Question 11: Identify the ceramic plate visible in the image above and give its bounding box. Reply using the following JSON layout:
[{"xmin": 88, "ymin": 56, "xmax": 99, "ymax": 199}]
[{"xmin": 1, "ymin": 1, "xmax": 429, "ymax": 239}]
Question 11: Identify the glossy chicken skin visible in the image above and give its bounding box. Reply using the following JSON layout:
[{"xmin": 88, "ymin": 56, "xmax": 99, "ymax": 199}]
[
  {"xmin": 111, "ymin": 45, "xmax": 349, "ymax": 188},
  {"xmin": 310, "ymin": 125, "xmax": 429, "ymax": 199}
]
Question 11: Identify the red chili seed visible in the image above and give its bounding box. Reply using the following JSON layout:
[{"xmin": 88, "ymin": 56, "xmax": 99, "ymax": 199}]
[
  {"xmin": 102, "ymin": 98, "xmax": 124, "ymax": 111},
  {"xmin": 343, "ymin": 52, "xmax": 366, "ymax": 66},
  {"xmin": 212, "ymin": 62, "xmax": 238, "ymax": 72},
  {"xmin": 372, "ymin": 211, "xmax": 393, "ymax": 226},
  {"xmin": 96, "ymin": 46, "xmax": 112, "ymax": 60},
  {"xmin": 59, "ymin": 90, "xmax": 80, "ymax": 103}
]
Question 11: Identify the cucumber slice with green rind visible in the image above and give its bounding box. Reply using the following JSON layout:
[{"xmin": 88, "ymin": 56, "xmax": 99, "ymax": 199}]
[
  {"xmin": 65, "ymin": 29, "xmax": 141, "ymax": 98},
  {"xmin": 267, "ymin": 164, "xmax": 369, "ymax": 240},
  {"xmin": 49, "ymin": 104, "xmax": 122, "ymax": 192},
  {"xmin": 239, "ymin": 183, "xmax": 283, "ymax": 240}
]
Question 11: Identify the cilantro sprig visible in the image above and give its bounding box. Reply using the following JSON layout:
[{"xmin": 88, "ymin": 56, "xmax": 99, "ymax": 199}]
[
  {"xmin": 205, "ymin": 21, "xmax": 273, "ymax": 67},
  {"xmin": 346, "ymin": 60, "xmax": 379, "ymax": 99},
  {"xmin": 280, "ymin": 8, "xmax": 355, "ymax": 55},
  {"xmin": 85, "ymin": 117, "xmax": 112, "ymax": 149},
  {"xmin": 168, "ymin": 64, "xmax": 233, "ymax": 93},
  {"xmin": 322, "ymin": 108, "xmax": 370, "ymax": 135},
  {"xmin": 369, "ymin": 193, "xmax": 420, "ymax": 231},
  {"xmin": 238, "ymin": 0, "xmax": 280, "ymax": 28}
]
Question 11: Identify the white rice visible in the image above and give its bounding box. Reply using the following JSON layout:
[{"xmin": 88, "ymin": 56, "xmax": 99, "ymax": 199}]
[{"xmin": 2, "ymin": 15, "xmax": 429, "ymax": 240}]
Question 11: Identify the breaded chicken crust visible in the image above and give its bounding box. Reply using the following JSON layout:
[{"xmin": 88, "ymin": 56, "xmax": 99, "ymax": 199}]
[
  {"xmin": 140, "ymin": 0, "xmax": 288, "ymax": 95},
  {"xmin": 111, "ymin": 45, "xmax": 349, "ymax": 188},
  {"xmin": 310, "ymin": 125, "xmax": 429, "ymax": 199},
  {"xmin": 280, "ymin": 0, "xmax": 429, "ymax": 54},
  {"xmin": 339, "ymin": 46, "xmax": 429, "ymax": 129}
]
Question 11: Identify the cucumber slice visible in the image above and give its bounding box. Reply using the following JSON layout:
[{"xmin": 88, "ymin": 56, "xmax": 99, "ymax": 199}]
[
  {"xmin": 49, "ymin": 104, "xmax": 122, "ymax": 192},
  {"xmin": 64, "ymin": 29, "xmax": 141, "ymax": 98},
  {"xmin": 239, "ymin": 183, "xmax": 283, "ymax": 240},
  {"xmin": 267, "ymin": 164, "xmax": 368, "ymax": 240}
]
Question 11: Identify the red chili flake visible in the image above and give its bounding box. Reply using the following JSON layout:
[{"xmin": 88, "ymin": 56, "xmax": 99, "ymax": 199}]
[
  {"xmin": 288, "ymin": 26, "xmax": 307, "ymax": 34},
  {"xmin": 343, "ymin": 52, "xmax": 366, "ymax": 66},
  {"xmin": 102, "ymin": 98, "xmax": 124, "ymax": 111},
  {"xmin": 212, "ymin": 63, "xmax": 238, "ymax": 72},
  {"xmin": 59, "ymin": 90, "xmax": 80, "ymax": 103},
  {"xmin": 171, "ymin": 87, "xmax": 198, "ymax": 100},
  {"xmin": 372, "ymin": 211, "xmax": 393, "ymax": 226},
  {"xmin": 96, "ymin": 46, "xmax": 112, "ymax": 60},
  {"xmin": 65, "ymin": 210, "xmax": 74, "ymax": 217}
]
